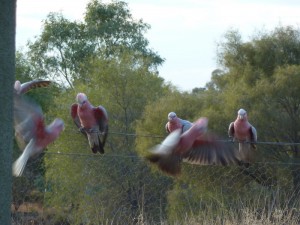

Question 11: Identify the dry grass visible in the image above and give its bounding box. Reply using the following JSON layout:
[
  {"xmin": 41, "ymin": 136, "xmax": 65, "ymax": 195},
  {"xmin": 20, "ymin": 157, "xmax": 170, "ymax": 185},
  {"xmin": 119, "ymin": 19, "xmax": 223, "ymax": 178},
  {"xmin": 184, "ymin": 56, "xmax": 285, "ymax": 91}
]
[{"xmin": 11, "ymin": 201, "xmax": 300, "ymax": 225}]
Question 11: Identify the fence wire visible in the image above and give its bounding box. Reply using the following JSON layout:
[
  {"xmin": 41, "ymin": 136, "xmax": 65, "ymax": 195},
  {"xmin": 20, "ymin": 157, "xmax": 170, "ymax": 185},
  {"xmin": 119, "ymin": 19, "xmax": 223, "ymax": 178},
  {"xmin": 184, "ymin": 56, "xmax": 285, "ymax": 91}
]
[{"xmin": 11, "ymin": 131, "xmax": 300, "ymax": 225}]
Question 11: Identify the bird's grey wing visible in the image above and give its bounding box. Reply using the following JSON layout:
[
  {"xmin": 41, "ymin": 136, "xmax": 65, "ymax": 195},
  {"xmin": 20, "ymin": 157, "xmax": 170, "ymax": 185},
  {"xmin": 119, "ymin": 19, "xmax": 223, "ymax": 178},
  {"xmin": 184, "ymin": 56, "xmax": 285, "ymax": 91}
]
[
  {"xmin": 19, "ymin": 80, "xmax": 51, "ymax": 94},
  {"xmin": 250, "ymin": 125, "xmax": 257, "ymax": 142},
  {"xmin": 70, "ymin": 103, "xmax": 81, "ymax": 128},
  {"xmin": 182, "ymin": 133, "xmax": 240, "ymax": 165},
  {"xmin": 93, "ymin": 106, "xmax": 109, "ymax": 151},
  {"xmin": 94, "ymin": 106, "xmax": 108, "ymax": 132},
  {"xmin": 180, "ymin": 119, "xmax": 193, "ymax": 133},
  {"xmin": 165, "ymin": 122, "xmax": 170, "ymax": 133},
  {"xmin": 70, "ymin": 103, "xmax": 87, "ymax": 138},
  {"xmin": 228, "ymin": 122, "xmax": 235, "ymax": 138}
]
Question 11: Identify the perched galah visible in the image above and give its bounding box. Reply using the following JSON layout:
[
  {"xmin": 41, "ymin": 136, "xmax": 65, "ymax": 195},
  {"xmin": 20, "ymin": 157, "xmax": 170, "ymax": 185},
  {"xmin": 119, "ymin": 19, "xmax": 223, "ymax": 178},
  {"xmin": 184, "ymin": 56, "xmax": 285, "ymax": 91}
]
[
  {"xmin": 147, "ymin": 117, "xmax": 240, "ymax": 176},
  {"xmin": 71, "ymin": 93, "xmax": 109, "ymax": 154},
  {"xmin": 14, "ymin": 79, "xmax": 51, "ymax": 95},
  {"xmin": 228, "ymin": 108, "xmax": 257, "ymax": 163},
  {"xmin": 228, "ymin": 109, "xmax": 275, "ymax": 187},
  {"xmin": 13, "ymin": 93, "xmax": 64, "ymax": 177},
  {"xmin": 165, "ymin": 112, "xmax": 193, "ymax": 134}
]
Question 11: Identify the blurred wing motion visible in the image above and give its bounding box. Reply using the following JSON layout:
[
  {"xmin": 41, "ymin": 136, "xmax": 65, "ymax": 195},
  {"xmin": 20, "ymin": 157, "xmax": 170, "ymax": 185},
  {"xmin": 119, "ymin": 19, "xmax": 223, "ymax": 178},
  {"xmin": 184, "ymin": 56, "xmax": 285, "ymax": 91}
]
[
  {"xmin": 71, "ymin": 93, "xmax": 109, "ymax": 154},
  {"xmin": 13, "ymin": 93, "xmax": 64, "ymax": 176},
  {"xmin": 146, "ymin": 130, "xmax": 182, "ymax": 176},
  {"xmin": 182, "ymin": 134, "xmax": 240, "ymax": 166},
  {"xmin": 146, "ymin": 117, "xmax": 240, "ymax": 176},
  {"xmin": 14, "ymin": 79, "xmax": 51, "ymax": 94},
  {"xmin": 13, "ymin": 93, "xmax": 43, "ymax": 149}
]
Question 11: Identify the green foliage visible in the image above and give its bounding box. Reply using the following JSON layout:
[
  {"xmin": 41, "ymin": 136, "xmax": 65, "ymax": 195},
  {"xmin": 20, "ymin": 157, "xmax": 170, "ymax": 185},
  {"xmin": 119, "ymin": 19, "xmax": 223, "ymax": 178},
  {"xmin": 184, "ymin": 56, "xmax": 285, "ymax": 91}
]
[
  {"xmin": 85, "ymin": 0, "xmax": 163, "ymax": 65},
  {"xmin": 43, "ymin": 51, "xmax": 172, "ymax": 223},
  {"xmin": 13, "ymin": 10, "xmax": 300, "ymax": 222},
  {"xmin": 135, "ymin": 25, "xmax": 300, "ymax": 222},
  {"xmin": 25, "ymin": 0, "xmax": 163, "ymax": 88}
]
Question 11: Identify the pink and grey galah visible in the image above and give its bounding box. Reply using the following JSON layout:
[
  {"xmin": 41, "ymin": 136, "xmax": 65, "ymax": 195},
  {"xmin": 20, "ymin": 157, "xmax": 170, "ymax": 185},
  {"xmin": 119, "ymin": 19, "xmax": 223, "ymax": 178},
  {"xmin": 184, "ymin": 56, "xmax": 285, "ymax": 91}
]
[
  {"xmin": 71, "ymin": 93, "xmax": 109, "ymax": 154},
  {"xmin": 165, "ymin": 112, "xmax": 193, "ymax": 133},
  {"xmin": 228, "ymin": 108, "xmax": 257, "ymax": 163},
  {"xmin": 13, "ymin": 93, "xmax": 64, "ymax": 177},
  {"xmin": 14, "ymin": 79, "xmax": 51, "ymax": 95},
  {"xmin": 147, "ymin": 117, "xmax": 240, "ymax": 176}
]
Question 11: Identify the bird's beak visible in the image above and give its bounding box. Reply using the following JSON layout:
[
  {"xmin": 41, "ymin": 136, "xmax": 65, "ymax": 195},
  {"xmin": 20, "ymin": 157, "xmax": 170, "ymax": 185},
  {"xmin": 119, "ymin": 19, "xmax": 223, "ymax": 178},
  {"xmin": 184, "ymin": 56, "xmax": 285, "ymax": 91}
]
[
  {"xmin": 78, "ymin": 101, "xmax": 85, "ymax": 107},
  {"xmin": 238, "ymin": 115, "xmax": 244, "ymax": 120}
]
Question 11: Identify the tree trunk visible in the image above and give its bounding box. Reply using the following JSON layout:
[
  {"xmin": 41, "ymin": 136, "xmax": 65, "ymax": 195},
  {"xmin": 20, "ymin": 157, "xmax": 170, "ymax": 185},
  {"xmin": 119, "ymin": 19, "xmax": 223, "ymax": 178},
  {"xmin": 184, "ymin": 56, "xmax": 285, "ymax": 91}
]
[{"xmin": 0, "ymin": 0, "xmax": 16, "ymax": 224}]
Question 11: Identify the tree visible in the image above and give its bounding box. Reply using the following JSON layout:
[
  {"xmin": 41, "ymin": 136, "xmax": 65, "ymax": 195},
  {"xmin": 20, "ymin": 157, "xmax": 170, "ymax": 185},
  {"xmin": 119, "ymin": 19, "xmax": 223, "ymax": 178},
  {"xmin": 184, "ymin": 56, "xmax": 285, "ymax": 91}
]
[
  {"xmin": 253, "ymin": 65, "xmax": 300, "ymax": 197},
  {"xmin": 44, "ymin": 50, "xmax": 170, "ymax": 223},
  {"xmin": 10, "ymin": 51, "xmax": 63, "ymax": 213},
  {"xmin": 26, "ymin": 0, "xmax": 164, "ymax": 88},
  {"xmin": 0, "ymin": 0, "xmax": 16, "ymax": 224},
  {"xmin": 210, "ymin": 25, "xmax": 300, "ymax": 197}
]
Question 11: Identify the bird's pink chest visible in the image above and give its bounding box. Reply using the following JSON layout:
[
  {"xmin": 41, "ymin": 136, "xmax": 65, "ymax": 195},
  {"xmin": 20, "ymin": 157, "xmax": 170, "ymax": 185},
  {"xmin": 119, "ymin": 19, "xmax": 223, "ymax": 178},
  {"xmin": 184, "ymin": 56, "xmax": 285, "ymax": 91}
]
[
  {"xmin": 234, "ymin": 121, "xmax": 250, "ymax": 140},
  {"xmin": 168, "ymin": 119, "xmax": 182, "ymax": 132},
  {"xmin": 36, "ymin": 130, "xmax": 58, "ymax": 149},
  {"xmin": 176, "ymin": 125, "xmax": 200, "ymax": 154},
  {"xmin": 78, "ymin": 108, "xmax": 96, "ymax": 128}
]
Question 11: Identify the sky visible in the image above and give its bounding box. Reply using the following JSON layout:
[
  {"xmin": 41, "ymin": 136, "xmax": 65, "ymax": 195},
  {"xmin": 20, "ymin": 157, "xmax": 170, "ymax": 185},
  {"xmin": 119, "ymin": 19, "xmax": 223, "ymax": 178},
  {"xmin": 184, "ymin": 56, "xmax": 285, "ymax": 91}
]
[{"xmin": 16, "ymin": 0, "xmax": 300, "ymax": 91}]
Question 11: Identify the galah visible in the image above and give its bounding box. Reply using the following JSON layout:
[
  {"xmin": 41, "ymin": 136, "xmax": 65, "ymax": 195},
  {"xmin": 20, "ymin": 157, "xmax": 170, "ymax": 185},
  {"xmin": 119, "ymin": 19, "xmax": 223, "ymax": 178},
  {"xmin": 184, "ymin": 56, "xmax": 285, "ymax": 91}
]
[
  {"xmin": 165, "ymin": 112, "xmax": 193, "ymax": 134},
  {"xmin": 13, "ymin": 93, "xmax": 64, "ymax": 177},
  {"xmin": 14, "ymin": 79, "xmax": 51, "ymax": 95},
  {"xmin": 71, "ymin": 93, "xmax": 109, "ymax": 154},
  {"xmin": 147, "ymin": 117, "xmax": 240, "ymax": 176},
  {"xmin": 228, "ymin": 109, "xmax": 276, "ymax": 187},
  {"xmin": 228, "ymin": 108, "xmax": 257, "ymax": 163}
]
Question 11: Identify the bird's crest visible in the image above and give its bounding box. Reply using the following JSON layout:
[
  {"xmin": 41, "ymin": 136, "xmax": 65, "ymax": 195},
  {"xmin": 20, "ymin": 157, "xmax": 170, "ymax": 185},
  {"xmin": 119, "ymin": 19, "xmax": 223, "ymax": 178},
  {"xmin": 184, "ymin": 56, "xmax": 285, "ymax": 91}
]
[
  {"xmin": 238, "ymin": 108, "xmax": 247, "ymax": 120},
  {"xmin": 168, "ymin": 112, "xmax": 177, "ymax": 121},
  {"xmin": 76, "ymin": 93, "xmax": 88, "ymax": 105}
]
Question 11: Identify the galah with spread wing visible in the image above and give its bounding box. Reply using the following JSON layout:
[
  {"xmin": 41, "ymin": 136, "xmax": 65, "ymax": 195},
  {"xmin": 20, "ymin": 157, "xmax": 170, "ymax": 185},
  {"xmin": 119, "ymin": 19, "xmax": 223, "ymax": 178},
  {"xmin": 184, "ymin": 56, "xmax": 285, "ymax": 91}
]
[
  {"xmin": 71, "ymin": 93, "xmax": 109, "ymax": 154},
  {"xmin": 147, "ymin": 117, "xmax": 240, "ymax": 176},
  {"xmin": 13, "ymin": 93, "xmax": 64, "ymax": 177},
  {"xmin": 14, "ymin": 79, "xmax": 51, "ymax": 95},
  {"xmin": 165, "ymin": 112, "xmax": 193, "ymax": 134},
  {"xmin": 228, "ymin": 108, "xmax": 257, "ymax": 163}
]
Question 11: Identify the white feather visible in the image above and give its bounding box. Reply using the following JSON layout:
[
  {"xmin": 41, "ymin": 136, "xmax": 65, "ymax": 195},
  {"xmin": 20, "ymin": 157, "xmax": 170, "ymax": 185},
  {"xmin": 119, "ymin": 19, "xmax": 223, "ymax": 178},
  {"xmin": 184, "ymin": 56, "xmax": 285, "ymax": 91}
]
[
  {"xmin": 13, "ymin": 139, "xmax": 36, "ymax": 177},
  {"xmin": 150, "ymin": 129, "xmax": 181, "ymax": 155}
]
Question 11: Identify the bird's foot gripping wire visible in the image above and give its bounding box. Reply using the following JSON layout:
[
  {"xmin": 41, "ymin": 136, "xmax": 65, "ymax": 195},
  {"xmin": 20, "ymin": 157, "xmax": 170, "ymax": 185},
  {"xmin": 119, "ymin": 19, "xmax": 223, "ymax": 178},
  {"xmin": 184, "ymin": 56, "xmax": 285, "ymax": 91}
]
[
  {"xmin": 79, "ymin": 127, "xmax": 85, "ymax": 133},
  {"xmin": 229, "ymin": 137, "xmax": 235, "ymax": 143}
]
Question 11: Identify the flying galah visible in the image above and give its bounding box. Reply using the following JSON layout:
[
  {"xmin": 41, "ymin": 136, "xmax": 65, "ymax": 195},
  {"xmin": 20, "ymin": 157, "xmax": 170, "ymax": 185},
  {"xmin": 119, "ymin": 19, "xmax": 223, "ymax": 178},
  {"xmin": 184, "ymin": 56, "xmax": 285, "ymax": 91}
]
[
  {"xmin": 147, "ymin": 117, "xmax": 240, "ymax": 176},
  {"xmin": 14, "ymin": 79, "xmax": 51, "ymax": 95},
  {"xmin": 165, "ymin": 112, "xmax": 193, "ymax": 134},
  {"xmin": 71, "ymin": 93, "xmax": 109, "ymax": 154},
  {"xmin": 228, "ymin": 108, "xmax": 257, "ymax": 163},
  {"xmin": 13, "ymin": 93, "xmax": 64, "ymax": 177}
]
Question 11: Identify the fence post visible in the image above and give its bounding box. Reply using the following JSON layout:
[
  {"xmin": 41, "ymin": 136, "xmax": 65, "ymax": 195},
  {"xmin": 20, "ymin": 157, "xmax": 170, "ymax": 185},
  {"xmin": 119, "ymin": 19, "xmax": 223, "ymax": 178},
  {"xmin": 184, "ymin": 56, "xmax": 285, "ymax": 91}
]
[{"xmin": 0, "ymin": 0, "xmax": 16, "ymax": 224}]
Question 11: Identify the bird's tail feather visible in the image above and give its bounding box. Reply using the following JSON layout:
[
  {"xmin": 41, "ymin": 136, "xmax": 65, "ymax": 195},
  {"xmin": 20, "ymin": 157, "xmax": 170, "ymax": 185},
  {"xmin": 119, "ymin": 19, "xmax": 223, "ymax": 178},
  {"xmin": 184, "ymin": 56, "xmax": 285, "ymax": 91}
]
[
  {"xmin": 12, "ymin": 141, "xmax": 33, "ymax": 176},
  {"xmin": 146, "ymin": 153, "xmax": 182, "ymax": 176},
  {"xmin": 88, "ymin": 132, "xmax": 105, "ymax": 154}
]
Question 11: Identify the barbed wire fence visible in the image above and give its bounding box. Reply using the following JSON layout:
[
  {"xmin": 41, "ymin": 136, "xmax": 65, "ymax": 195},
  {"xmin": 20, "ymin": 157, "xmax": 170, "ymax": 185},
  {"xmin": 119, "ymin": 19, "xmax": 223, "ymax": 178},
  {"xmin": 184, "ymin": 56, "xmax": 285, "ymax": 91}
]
[{"xmin": 11, "ymin": 130, "xmax": 300, "ymax": 225}]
